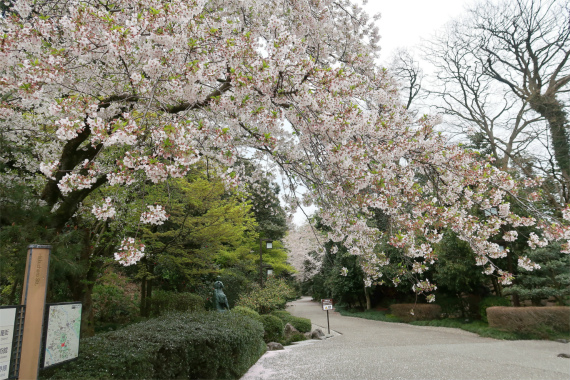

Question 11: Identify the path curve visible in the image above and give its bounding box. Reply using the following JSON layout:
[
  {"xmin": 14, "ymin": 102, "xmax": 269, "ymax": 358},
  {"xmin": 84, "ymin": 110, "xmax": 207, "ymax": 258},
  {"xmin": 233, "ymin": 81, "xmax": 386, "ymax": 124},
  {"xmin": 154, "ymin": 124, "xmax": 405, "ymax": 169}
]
[{"xmin": 241, "ymin": 297, "xmax": 570, "ymax": 380}]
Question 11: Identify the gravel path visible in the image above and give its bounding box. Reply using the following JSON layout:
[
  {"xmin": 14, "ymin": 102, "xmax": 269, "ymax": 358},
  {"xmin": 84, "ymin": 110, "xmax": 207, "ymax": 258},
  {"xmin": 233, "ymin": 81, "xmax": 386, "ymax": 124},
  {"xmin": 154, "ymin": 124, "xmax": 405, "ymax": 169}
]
[{"xmin": 241, "ymin": 297, "xmax": 570, "ymax": 380}]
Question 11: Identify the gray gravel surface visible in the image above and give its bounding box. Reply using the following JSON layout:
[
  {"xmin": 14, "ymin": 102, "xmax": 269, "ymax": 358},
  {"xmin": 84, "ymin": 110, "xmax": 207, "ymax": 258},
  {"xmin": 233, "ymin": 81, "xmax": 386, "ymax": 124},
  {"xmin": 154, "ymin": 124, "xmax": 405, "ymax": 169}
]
[{"xmin": 241, "ymin": 297, "xmax": 570, "ymax": 380}]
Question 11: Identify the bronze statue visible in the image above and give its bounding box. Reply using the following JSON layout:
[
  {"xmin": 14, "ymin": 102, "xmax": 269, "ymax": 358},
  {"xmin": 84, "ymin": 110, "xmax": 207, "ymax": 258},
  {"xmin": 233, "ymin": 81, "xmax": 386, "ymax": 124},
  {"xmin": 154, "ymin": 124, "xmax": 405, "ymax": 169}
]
[{"xmin": 213, "ymin": 277, "xmax": 229, "ymax": 312}]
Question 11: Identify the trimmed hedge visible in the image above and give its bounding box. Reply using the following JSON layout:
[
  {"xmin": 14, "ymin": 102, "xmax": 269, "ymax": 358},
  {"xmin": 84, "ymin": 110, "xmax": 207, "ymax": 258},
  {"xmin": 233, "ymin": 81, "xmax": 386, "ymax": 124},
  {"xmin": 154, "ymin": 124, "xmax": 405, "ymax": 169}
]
[
  {"xmin": 232, "ymin": 306, "xmax": 262, "ymax": 321},
  {"xmin": 390, "ymin": 304, "xmax": 442, "ymax": 323},
  {"xmin": 487, "ymin": 306, "xmax": 570, "ymax": 334},
  {"xmin": 260, "ymin": 314, "xmax": 284, "ymax": 343},
  {"xmin": 40, "ymin": 312, "xmax": 265, "ymax": 380},
  {"xmin": 270, "ymin": 310, "xmax": 311, "ymax": 333},
  {"xmin": 150, "ymin": 290, "xmax": 205, "ymax": 317},
  {"xmin": 479, "ymin": 296, "xmax": 510, "ymax": 323}
]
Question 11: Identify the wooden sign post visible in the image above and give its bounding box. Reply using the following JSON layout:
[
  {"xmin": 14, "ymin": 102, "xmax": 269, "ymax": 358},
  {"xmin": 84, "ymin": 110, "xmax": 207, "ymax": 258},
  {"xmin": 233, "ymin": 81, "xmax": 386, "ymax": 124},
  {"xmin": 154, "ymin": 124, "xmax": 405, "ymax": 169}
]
[{"xmin": 17, "ymin": 245, "xmax": 51, "ymax": 380}]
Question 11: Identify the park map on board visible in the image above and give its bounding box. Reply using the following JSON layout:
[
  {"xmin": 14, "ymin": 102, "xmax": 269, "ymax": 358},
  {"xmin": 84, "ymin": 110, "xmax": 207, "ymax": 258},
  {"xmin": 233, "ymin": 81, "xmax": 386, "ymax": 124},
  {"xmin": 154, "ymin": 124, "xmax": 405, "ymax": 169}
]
[{"xmin": 43, "ymin": 303, "xmax": 81, "ymax": 368}]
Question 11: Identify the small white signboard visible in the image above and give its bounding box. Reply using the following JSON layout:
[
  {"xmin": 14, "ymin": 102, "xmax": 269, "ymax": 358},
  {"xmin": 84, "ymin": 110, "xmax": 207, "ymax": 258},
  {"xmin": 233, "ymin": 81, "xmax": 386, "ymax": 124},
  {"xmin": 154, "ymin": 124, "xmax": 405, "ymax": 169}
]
[
  {"xmin": 321, "ymin": 299, "xmax": 333, "ymax": 311},
  {"xmin": 0, "ymin": 308, "xmax": 16, "ymax": 380},
  {"xmin": 43, "ymin": 303, "xmax": 82, "ymax": 368}
]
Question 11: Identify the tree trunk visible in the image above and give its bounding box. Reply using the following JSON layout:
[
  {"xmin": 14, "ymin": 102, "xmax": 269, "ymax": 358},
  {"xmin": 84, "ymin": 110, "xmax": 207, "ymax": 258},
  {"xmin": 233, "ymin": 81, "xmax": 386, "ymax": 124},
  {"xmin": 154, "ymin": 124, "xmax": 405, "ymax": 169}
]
[
  {"xmin": 491, "ymin": 277, "xmax": 502, "ymax": 297},
  {"xmin": 146, "ymin": 275, "xmax": 153, "ymax": 316},
  {"xmin": 364, "ymin": 285, "xmax": 371, "ymax": 311},
  {"xmin": 140, "ymin": 276, "xmax": 147, "ymax": 317},
  {"xmin": 506, "ymin": 250, "xmax": 520, "ymax": 307},
  {"xmin": 68, "ymin": 228, "xmax": 103, "ymax": 337},
  {"xmin": 528, "ymin": 94, "xmax": 570, "ymax": 200}
]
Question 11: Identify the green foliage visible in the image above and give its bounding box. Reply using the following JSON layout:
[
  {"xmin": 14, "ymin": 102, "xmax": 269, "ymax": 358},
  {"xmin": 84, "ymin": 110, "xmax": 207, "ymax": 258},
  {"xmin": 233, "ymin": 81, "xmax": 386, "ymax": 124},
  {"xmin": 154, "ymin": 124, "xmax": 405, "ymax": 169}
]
[
  {"xmin": 270, "ymin": 310, "xmax": 311, "ymax": 333},
  {"xmin": 142, "ymin": 173, "xmax": 259, "ymax": 291},
  {"xmin": 92, "ymin": 269, "xmax": 139, "ymax": 324},
  {"xmin": 411, "ymin": 318, "xmax": 570, "ymax": 341},
  {"xmin": 40, "ymin": 312, "xmax": 265, "ymax": 380},
  {"xmin": 282, "ymin": 332, "xmax": 306, "ymax": 345},
  {"xmin": 288, "ymin": 316, "xmax": 311, "ymax": 333},
  {"xmin": 235, "ymin": 278, "xmax": 296, "ymax": 314},
  {"xmin": 259, "ymin": 314, "xmax": 284, "ymax": 343},
  {"xmin": 435, "ymin": 294, "xmax": 463, "ymax": 318},
  {"xmin": 433, "ymin": 231, "xmax": 487, "ymax": 295},
  {"xmin": 479, "ymin": 296, "xmax": 510, "ymax": 323},
  {"xmin": 309, "ymin": 242, "xmax": 367, "ymax": 308},
  {"xmin": 336, "ymin": 307, "xmax": 401, "ymax": 323},
  {"xmin": 231, "ymin": 306, "xmax": 262, "ymax": 321},
  {"xmin": 215, "ymin": 270, "xmax": 254, "ymax": 308},
  {"xmin": 504, "ymin": 243, "xmax": 570, "ymax": 305},
  {"xmin": 150, "ymin": 290, "xmax": 205, "ymax": 317}
]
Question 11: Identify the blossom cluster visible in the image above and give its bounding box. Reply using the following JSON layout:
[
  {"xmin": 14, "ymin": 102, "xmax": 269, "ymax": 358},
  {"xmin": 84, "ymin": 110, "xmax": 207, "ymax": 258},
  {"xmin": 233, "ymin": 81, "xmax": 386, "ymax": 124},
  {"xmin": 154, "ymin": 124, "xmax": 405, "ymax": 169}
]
[
  {"xmin": 114, "ymin": 238, "xmax": 145, "ymax": 266},
  {"xmin": 92, "ymin": 198, "xmax": 116, "ymax": 220},
  {"xmin": 140, "ymin": 205, "xmax": 169, "ymax": 225}
]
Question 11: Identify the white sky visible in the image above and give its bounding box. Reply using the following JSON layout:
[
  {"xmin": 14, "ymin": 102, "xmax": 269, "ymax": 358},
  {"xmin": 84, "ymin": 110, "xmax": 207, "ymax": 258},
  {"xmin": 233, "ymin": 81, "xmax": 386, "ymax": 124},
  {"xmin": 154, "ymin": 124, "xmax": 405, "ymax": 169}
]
[
  {"xmin": 364, "ymin": 0, "xmax": 476, "ymax": 63},
  {"xmin": 290, "ymin": 0, "xmax": 477, "ymax": 226}
]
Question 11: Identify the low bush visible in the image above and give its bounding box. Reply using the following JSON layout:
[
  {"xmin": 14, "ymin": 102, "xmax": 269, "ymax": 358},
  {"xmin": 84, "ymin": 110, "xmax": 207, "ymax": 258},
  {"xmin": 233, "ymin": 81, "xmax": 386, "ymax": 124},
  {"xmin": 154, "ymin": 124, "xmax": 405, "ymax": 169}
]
[
  {"xmin": 289, "ymin": 316, "xmax": 312, "ymax": 333},
  {"xmin": 40, "ymin": 312, "xmax": 265, "ymax": 380},
  {"xmin": 435, "ymin": 295, "xmax": 463, "ymax": 318},
  {"xmin": 487, "ymin": 306, "xmax": 570, "ymax": 334},
  {"xmin": 235, "ymin": 278, "xmax": 296, "ymax": 314},
  {"xmin": 479, "ymin": 296, "xmax": 510, "ymax": 323},
  {"xmin": 92, "ymin": 269, "xmax": 139, "ymax": 324},
  {"xmin": 150, "ymin": 290, "xmax": 205, "ymax": 317},
  {"xmin": 232, "ymin": 306, "xmax": 262, "ymax": 321},
  {"xmin": 390, "ymin": 304, "xmax": 442, "ymax": 323},
  {"xmin": 270, "ymin": 310, "xmax": 311, "ymax": 333},
  {"xmin": 260, "ymin": 314, "xmax": 284, "ymax": 343}
]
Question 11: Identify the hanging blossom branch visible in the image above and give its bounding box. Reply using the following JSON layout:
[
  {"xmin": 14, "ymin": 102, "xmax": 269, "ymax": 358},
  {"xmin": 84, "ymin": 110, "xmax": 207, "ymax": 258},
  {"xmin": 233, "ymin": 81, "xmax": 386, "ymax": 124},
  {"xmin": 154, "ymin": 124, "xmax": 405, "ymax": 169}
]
[{"xmin": 1, "ymin": 0, "xmax": 568, "ymax": 301}]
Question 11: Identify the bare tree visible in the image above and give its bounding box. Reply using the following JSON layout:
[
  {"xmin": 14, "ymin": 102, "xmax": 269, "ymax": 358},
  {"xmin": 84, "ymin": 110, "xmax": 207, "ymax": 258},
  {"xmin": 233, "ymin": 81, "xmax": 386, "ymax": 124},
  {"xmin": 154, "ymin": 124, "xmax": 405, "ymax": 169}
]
[
  {"xmin": 423, "ymin": 0, "xmax": 570, "ymax": 204},
  {"xmin": 389, "ymin": 48, "xmax": 425, "ymax": 113},
  {"xmin": 471, "ymin": 0, "xmax": 570, "ymax": 190}
]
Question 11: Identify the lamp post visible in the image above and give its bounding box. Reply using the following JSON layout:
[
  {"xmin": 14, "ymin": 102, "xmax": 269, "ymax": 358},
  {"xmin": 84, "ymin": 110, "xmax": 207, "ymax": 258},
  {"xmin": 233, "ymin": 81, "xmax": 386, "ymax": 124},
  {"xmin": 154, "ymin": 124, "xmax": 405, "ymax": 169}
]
[{"xmin": 259, "ymin": 238, "xmax": 273, "ymax": 286}]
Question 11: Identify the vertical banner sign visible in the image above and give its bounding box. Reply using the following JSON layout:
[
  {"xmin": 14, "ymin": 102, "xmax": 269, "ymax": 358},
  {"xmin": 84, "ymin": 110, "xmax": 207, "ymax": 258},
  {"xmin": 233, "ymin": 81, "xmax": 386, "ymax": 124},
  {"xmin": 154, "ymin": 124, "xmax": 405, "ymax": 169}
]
[
  {"xmin": 18, "ymin": 245, "xmax": 51, "ymax": 380},
  {"xmin": 0, "ymin": 307, "xmax": 16, "ymax": 380}
]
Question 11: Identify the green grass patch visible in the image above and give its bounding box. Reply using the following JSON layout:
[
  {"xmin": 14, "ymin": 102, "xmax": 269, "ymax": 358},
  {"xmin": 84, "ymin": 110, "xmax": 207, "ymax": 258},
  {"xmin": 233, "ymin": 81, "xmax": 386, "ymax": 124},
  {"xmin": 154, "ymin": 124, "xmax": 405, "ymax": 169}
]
[
  {"xmin": 336, "ymin": 307, "xmax": 401, "ymax": 323},
  {"xmin": 337, "ymin": 307, "xmax": 570, "ymax": 341},
  {"xmin": 410, "ymin": 319, "xmax": 570, "ymax": 340}
]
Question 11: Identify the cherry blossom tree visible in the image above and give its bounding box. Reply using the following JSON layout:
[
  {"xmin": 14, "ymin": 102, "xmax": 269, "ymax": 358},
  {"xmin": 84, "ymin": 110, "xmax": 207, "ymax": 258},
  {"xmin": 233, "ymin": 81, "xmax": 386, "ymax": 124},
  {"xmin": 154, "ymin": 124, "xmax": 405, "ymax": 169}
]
[
  {"xmin": 283, "ymin": 221, "xmax": 323, "ymax": 281},
  {"xmin": 1, "ymin": 0, "xmax": 568, "ymax": 303}
]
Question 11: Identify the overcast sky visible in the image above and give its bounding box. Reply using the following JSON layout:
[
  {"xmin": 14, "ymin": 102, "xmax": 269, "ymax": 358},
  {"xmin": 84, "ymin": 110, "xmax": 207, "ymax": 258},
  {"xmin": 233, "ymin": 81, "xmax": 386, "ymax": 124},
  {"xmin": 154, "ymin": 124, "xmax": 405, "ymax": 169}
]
[
  {"xmin": 363, "ymin": 0, "xmax": 476, "ymax": 63},
  {"xmin": 291, "ymin": 0, "xmax": 478, "ymax": 226}
]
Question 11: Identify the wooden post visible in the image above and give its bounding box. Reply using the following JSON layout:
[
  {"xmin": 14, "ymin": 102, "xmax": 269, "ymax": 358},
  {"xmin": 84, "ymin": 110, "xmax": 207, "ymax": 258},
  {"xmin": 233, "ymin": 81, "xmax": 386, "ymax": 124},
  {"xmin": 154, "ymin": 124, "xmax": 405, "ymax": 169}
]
[{"xmin": 18, "ymin": 245, "xmax": 51, "ymax": 380}]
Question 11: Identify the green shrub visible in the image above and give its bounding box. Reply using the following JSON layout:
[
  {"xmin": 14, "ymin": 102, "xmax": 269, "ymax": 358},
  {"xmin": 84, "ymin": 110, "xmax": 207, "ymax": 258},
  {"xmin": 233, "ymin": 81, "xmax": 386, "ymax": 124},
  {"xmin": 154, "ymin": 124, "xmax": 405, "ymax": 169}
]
[
  {"xmin": 260, "ymin": 314, "xmax": 284, "ymax": 343},
  {"xmin": 270, "ymin": 310, "xmax": 311, "ymax": 333},
  {"xmin": 480, "ymin": 296, "xmax": 510, "ymax": 323},
  {"xmin": 435, "ymin": 294, "xmax": 463, "ymax": 318},
  {"xmin": 232, "ymin": 306, "xmax": 262, "ymax": 321},
  {"xmin": 40, "ymin": 312, "xmax": 265, "ymax": 380},
  {"xmin": 92, "ymin": 269, "xmax": 139, "ymax": 324},
  {"xmin": 289, "ymin": 316, "xmax": 312, "ymax": 333},
  {"xmin": 271, "ymin": 310, "xmax": 292, "ymax": 321},
  {"xmin": 283, "ymin": 332, "xmax": 307, "ymax": 345},
  {"xmin": 150, "ymin": 290, "xmax": 205, "ymax": 317},
  {"xmin": 236, "ymin": 278, "xmax": 296, "ymax": 314}
]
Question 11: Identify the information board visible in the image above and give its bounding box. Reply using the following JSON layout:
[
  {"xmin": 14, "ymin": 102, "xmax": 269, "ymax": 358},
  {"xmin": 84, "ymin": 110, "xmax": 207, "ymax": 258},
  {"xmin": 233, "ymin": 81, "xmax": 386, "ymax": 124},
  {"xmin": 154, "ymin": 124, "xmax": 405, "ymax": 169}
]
[
  {"xmin": 42, "ymin": 303, "xmax": 81, "ymax": 368},
  {"xmin": 0, "ymin": 308, "xmax": 16, "ymax": 380},
  {"xmin": 321, "ymin": 299, "xmax": 333, "ymax": 310}
]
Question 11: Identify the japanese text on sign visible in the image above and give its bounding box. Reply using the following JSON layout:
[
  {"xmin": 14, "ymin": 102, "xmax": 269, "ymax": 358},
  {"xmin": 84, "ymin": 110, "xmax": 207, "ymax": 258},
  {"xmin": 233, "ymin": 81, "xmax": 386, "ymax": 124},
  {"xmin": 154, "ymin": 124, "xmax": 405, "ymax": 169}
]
[
  {"xmin": 0, "ymin": 308, "xmax": 16, "ymax": 380},
  {"xmin": 321, "ymin": 299, "xmax": 333, "ymax": 311}
]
